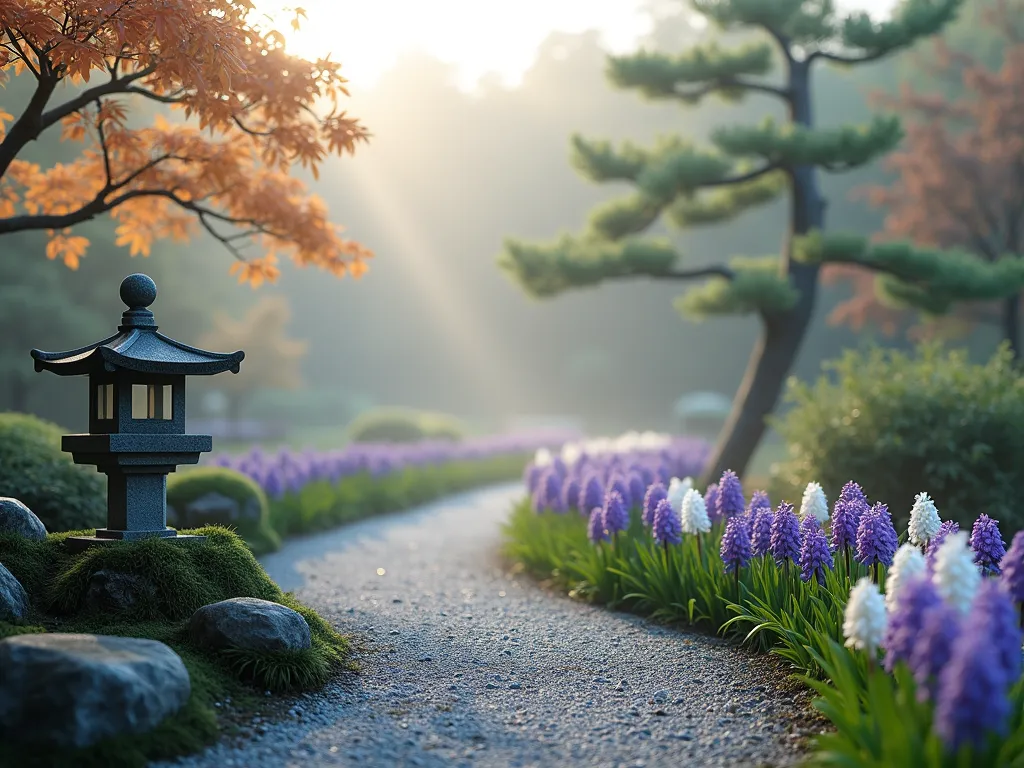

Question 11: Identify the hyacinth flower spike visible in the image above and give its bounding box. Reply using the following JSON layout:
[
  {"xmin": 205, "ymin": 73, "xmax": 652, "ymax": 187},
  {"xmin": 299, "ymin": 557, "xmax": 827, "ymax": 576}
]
[
  {"xmin": 843, "ymin": 577, "xmax": 887, "ymax": 671},
  {"xmin": 680, "ymin": 487, "xmax": 711, "ymax": 565}
]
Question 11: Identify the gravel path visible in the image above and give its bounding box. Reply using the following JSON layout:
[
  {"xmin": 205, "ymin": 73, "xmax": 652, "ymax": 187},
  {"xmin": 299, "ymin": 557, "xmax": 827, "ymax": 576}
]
[{"xmin": 160, "ymin": 484, "xmax": 816, "ymax": 768}]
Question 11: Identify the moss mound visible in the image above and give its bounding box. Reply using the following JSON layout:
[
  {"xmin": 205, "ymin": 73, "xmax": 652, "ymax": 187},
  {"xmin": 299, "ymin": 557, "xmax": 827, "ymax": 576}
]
[
  {"xmin": 0, "ymin": 412, "xmax": 105, "ymax": 532},
  {"xmin": 167, "ymin": 468, "xmax": 281, "ymax": 555},
  {"xmin": 0, "ymin": 526, "xmax": 349, "ymax": 768},
  {"xmin": 345, "ymin": 406, "xmax": 466, "ymax": 444}
]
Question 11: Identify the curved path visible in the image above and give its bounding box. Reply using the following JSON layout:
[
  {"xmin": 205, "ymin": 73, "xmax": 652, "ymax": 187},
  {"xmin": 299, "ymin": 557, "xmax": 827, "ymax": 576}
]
[{"xmin": 163, "ymin": 484, "xmax": 815, "ymax": 768}]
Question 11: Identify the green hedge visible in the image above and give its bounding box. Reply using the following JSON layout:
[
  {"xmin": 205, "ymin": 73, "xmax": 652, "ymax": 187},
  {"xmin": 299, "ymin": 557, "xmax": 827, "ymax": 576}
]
[
  {"xmin": 772, "ymin": 342, "xmax": 1024, "ymax": 533},
  {"xmin": 265, "ymin": 454, "xmax": 528, "ymax": 540},
  {"xmin": 0, "ymin": 413, "xmax": 105, "ymax": 532},
  {"xmin": 166, "ymin": 468, "xmax": 281, "ymax": 555},
  {"xmin": 344, "ymin": 407, "xmax": 466, "ymax": 444}
]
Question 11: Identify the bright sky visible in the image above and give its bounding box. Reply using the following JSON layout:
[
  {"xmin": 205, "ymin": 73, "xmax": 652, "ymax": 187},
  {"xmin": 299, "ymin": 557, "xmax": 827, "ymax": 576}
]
[{"xmin": 254, "ymin": 0, "xmax": 901, "ymax": 92}]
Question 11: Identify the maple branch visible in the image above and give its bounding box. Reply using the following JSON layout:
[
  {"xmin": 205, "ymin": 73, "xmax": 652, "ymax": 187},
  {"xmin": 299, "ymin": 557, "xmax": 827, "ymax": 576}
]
[
  {"xmin": 122, "ymin": 85, "xmax": 188, "ymax": 104},
  {"xmin": 38, "ymin": 65, "xmax": 157, "ymax": 132},
  {"xmin": 1, "ymin": 25, "xmax": 39, "ymax": 77},
  {"xmin": 94, "ymin": 102, "xmax": 113, "ymax": 188},
  {"xmin": 231, "ymin": 116, "xmax": 274, "ymax": 137}
]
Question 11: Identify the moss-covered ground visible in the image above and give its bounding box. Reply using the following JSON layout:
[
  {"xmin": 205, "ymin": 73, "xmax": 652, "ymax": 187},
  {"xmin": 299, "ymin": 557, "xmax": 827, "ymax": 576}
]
[{"xmin": 0, "ymin": 526, "xmax": 351, "ymax": 768}]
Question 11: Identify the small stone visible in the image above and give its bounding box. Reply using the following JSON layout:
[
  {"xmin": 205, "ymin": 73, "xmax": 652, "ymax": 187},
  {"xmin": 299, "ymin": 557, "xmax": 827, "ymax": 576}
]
[
  {"xmin": 0, "ymin": 498, "xmax": 46, "ymax": 541},
  {"xmin": 0, "ymin": 633, "xmax": 190, "ymax": 748},
  {"xmin": 593, "ymin": 676, "xmax": 610, "ymax": 684},
  {"xmin": 389, "ymin": 630, "xmax": 400, "ymax": 636},
  {"xmin": 485, "ymin": 683, "xmax": 498, "ymax": 689},
  {"xmin": 189, "ymin": 597, "xmax": 312, "ymax": 653},
  {"xmin": 509, "ymin": 682, "xmax": 521, "ymax": 690},
  {"xmin": 0, "ymin": 563, "xmax": 29, "ymax": 622},
  {"xmin": 651, "ymin": 689, "xmax": 670, "ymax": 703},
  {"xmin": 84, "ymin": 570, "xmax": 157, "ymax": 615}
]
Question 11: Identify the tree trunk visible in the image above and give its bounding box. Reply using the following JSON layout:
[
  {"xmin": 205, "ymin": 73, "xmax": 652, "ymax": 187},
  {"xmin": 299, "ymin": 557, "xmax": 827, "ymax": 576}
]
[
  {"xmin": 699, "ymin": 61, "xmax": 823, "ymax": 487},
  {"xmin": 1004, "ymin": 293, "xmax": 1020, "ymax": 362},
  {"xmin": 8, "ymin": 375, "xmax": 29, "ymax": 413}
]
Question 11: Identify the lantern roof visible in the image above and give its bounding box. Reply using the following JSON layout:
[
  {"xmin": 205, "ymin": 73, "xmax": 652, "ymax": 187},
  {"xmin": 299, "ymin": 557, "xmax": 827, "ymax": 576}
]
[{"xmin": 31, "ymin": 274, "xmax": 244, "ymax": 377}]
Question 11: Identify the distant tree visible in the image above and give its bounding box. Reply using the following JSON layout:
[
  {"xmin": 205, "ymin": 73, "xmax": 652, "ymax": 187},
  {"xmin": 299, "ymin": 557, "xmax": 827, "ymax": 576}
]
[
  {"xmin": 0, "ymin": 1, "xmax": 372, "ymax": 284},
  {"xmin": 197, "ymin": 296, "xmax": 308, "ymax": 424},
  {"xmin": 498, "ymin": 0, "xmax": 1024, "ymax": 485},
  {"xmin": 826, "ymin": 0, "xmax": 1024, "ymax": 357}
]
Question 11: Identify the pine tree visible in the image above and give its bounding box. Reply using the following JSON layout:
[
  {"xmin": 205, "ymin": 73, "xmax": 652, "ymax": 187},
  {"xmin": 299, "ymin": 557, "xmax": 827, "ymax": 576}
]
[
  {"xmin": 497, "ymin": 0, "xmax": 1022, "ymax": 484},
  {"xmin": 826, "ymin": 0, "xmax": 1024, "ymax": 356}
]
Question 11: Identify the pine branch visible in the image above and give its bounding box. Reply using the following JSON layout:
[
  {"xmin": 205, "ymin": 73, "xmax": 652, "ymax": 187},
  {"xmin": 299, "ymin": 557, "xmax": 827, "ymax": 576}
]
[
  {"xmin": 809, "ymin": 0, "xmax": 964, "ymax": 66},
  {"xmin": 675, "ymin": 255, "xmax": 798, "ymax": 318},
  {"xmin": 795, "ymin": 230, "xmax": 1024, "ymax": 314},
  {"xmin": 667, "ymin": 170, "xmax": 787, "ymax": 228},
  {"xmin": 498, "ymin": 234, "xmax": 728, "ymax": 298},
  {"xmin": 607, "ymin": 42, "xmax": 789, "ymax": 104},
  {"xmin": 712, "ymin": 116, "xmax": 903, "ymax": 172}
]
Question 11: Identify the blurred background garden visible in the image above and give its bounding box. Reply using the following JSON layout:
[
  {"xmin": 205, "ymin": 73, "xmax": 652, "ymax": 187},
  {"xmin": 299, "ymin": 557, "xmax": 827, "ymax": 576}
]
[{"xmin": 2, "ymin": 0, "xmax": 1021, "ymax": 540}]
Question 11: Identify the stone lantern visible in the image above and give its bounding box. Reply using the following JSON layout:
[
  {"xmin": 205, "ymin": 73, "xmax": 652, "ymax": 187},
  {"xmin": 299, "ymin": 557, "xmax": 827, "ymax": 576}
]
[{"xmin": 30, "ymin": 274, "xmax": 245, "ymax": 553}]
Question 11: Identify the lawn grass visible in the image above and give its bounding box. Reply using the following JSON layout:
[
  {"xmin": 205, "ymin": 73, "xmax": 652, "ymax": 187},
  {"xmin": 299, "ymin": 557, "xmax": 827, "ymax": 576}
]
[{"xmin": 0, "ymin": 526, "xmax": 350, "ymax": 768}]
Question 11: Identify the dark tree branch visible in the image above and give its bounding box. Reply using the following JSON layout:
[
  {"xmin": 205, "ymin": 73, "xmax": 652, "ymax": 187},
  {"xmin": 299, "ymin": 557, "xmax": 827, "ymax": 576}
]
[
  {"xmin": 674, "ymin": 78, "xmax": 791, "ymax": 103},
  {"xmin": 1, "ymin": 25, "xmax": 40, "ymax": 77},
  {"xmin": 656, "ymin": 264, "xmax": 735, "ymax": 281},
  {"xmin": 808, "ymin": 48, "xmax": 890, "ymax": 66},
  {"xmin": 93, "ymin": 101, "xmax": 113, "ymax": 187},
  {"xmin": 704, "ymin": 163, "xmax": 779, "ymax": 188},
  {"xmin": 37, "ymin": 65, "xmax": 156, "ymax": 132}
]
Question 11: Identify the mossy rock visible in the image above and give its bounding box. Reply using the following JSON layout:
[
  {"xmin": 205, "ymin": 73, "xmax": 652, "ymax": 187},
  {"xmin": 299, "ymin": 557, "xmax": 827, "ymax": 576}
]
[
  {"xmin": 167, "ymin": 467, "xmax": 281, "ymax": 555},
  {"xmin": 0, "ymin": 412, "xmax": 105, "ymax": 532},
  {"xmin": 0, "ymin": 526, "xmax": 349, "ymax": 768},
  {"xmin": 345, "ymin": 406, "xmax": 466, "ymax": 444}
]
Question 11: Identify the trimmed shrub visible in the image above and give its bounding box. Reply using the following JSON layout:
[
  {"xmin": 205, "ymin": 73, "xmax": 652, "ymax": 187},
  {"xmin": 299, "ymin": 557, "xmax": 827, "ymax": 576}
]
[
  {"xmin": 771, "ymin": 342, "xmax": 1024, "ymax": 533},
  {"xmin": 166, "ymin": 468, "xmax": 280, "ymax": 555},
  {"xmin": 345, "ymin": 407, "xmax": 465, "ymax": 444},
  {"xmin": 0, "ymin": 412, "xmax": 105, "ymax": 532}
]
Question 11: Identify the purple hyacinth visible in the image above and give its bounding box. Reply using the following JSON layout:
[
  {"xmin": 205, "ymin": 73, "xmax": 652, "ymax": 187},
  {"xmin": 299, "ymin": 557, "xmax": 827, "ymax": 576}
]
[
  {"xmin": 606, "ymin": 475, "xmax": 633, "ymax": 510},
  {"xmin": 934, "ymin": 613, "xmax": 1014, "ymax": 751},
  {"xmin": 704, "ymin": 483, "xmax": 720, "ymax": 523},
  {"xmin": 831, "ymin": 492, "xmax": 868, "ymax": 553},
  {"xmin": 1000, "ymin": 531, "xmax": 1024, "ymax": 604},
  {"xmin": 883, "ymin": 576, "xmax": 942, "ymax": 673},
  {"xmin": 653, "ymin": 498, "xmax": 683, "ymax": 546},
  {"xmin": 770, "ymin": 502, "xmax": 802, "ymax": 566},
  {"xmin": 720, "ymin": 515, "xmax": 752, "ymax": 574},
  {"xmin": 603, "ymin": 491, "xmax": 630, "ymax": 536},
  {"xmin": 747, "ymin": 489, "xmax": 771, "ymax": 515},
  {"xmin": 716, "ymin": 470, "xmax": 745, "ymax": 521},
  {"xmin": 587, "ymin": 507, "xmax": 608, "ymax": 543},
  {"xmin": 926, "ymin": 520, "xmax": 960, "ymax": 569},
  {"xmin": 542, "ymin": 470, "xmax": 566, "ymax": 513},
  {"xmin": 971, "ymin": 580, "xmax": 1023, "ymax": 682},
  {"xmin": 560, "ymin": 476, "xmax": 581, "ymax": 513},
  {"xmin": 970, "ymin": 514, "xmax": 1007, "ymax": 575},
  {"xmin": 800, "ymin": 524, "xmax": 834, "ymax": 585},
  {"xmin": 749, "ymin": 506, "xmax": 774, "ymax": 558},
  {"xmin": 524, "ymin": 463, "xmax": 543, "ymax": 495},
  {"xmin": 642, "ymin": 482, "xmax": 668, "ymax": 528},
  {"xmin": 578, "ymin": 474, "xmax": 604, "ymax": 519},
  {"xmin": 800, "ymin": 514, "xmax": 820, "ymax": 535},
  {"xmin": 855, "ymin": 503, "xmax": 898, "ymax": 568},
  {"xmin": 628, "ymin": 473, "xmax": 647, "ymax": 510},
  {"xmin": 909, "ymin": 600, "xmax": 961, "ymax": 702}
]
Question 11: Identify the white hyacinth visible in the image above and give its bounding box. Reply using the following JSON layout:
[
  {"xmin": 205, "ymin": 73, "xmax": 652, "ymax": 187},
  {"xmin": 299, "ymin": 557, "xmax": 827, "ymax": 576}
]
[
  {"xmin": 931, "ymin": 531, "xmax": 981, "ymax": 615},
  {"xmin": 534, "ymin": 447, "xmax": 553, "ymax": 467},
  {"xmin": 907, "ymin": 491, "xmax": 941, "ymax": 546},
  {"xmin": 800, "ymin": 482, "xmax": 829, "ymax": 524},
  {"xmin": 843, "ymin": 577, "xmax": 888, "ymax": 653},
  {"xmin": 885, "ymin": 543, "xmax": 927, "ymax": 613},
  {"xmin": 679, "ymin": 487, "xmax": 711, "ymax": 534},
  {"xmin": 667, "ymin": 476, "xmax": 694, "ymax": 512}
]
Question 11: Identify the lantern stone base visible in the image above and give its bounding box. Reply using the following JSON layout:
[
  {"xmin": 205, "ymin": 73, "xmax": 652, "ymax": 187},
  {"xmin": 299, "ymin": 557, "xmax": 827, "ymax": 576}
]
[{"xmin": 65, "ymin": 530, "xmax": 207, "ymax": 554}]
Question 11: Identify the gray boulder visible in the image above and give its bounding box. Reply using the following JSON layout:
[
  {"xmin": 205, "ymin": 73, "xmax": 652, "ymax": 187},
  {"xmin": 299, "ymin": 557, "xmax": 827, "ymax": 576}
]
[
  {"xmin": 84, "ymin": 570, "xmax": 157, "ymax": 615},
  {"xmin": 0, "ymin": 498, "xmax": 47, "ymax": 541},
  {"xmin": 0, "ymin": 563, "xmax": 29, "ymax": 621},
  {"xmin": 189, "ymin": 597, "xmax": 312, "ymax": 653},
  {"xmin": 0, "ymin": 633, "xmax": 191, "ymax": 748},
  {"xmin": 184, "ymin": 491, "xmax": 239, "ymax": 527}
]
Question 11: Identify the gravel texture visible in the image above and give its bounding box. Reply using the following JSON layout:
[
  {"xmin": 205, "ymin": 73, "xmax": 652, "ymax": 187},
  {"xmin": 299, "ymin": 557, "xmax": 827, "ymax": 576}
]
[{"xmin": 158, "ymin": 484, "xmax": 818, "ymax": 768}]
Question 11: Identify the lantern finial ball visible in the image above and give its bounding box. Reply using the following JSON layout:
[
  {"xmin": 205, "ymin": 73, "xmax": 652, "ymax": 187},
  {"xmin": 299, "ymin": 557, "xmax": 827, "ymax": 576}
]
[{"xmin": 120, "ymin": 274, "xmax": 157, "ymax": 309}]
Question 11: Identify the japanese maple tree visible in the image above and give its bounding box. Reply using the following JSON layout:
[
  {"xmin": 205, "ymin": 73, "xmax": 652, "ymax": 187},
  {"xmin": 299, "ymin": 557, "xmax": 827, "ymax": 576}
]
[
  {"xmin": 827, "ymin": 0, "xmax": 1024, "ymax": 354},
  {"xmin": 0, "ymin": 1, "xmax": 371, "ymax": 285}
]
